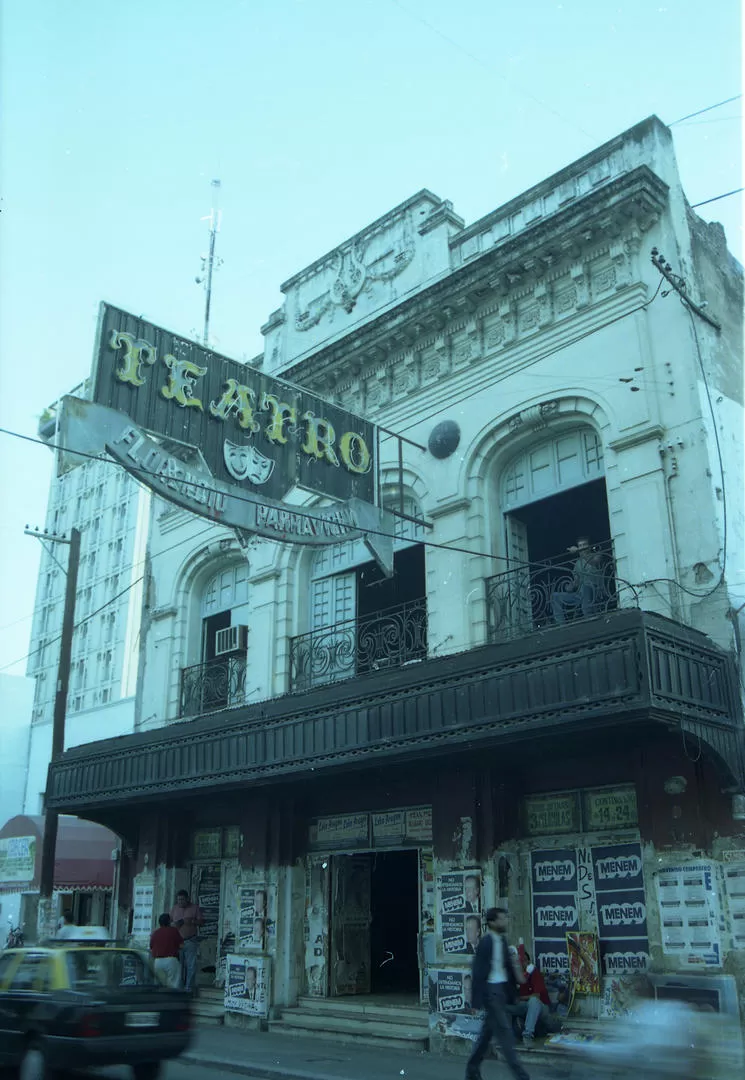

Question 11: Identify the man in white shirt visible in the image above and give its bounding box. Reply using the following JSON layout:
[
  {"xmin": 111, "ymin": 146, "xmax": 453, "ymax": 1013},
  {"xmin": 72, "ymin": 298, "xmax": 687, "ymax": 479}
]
[{"xmin": 466, "ymin": 907, "xmax": 529, "ymax": 1080}]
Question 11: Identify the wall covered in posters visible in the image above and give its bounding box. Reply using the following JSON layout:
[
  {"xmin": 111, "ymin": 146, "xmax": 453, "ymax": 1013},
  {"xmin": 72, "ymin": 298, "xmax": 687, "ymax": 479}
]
[{"xmin": 530, "ymin": 843, "xmax": 650, "ymax": 979}]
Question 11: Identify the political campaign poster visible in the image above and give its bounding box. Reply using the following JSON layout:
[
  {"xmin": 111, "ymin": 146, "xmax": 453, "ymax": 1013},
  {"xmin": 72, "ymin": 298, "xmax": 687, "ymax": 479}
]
[
  {"xmin": 433, "ymin": 969, "xmax": 473, "ymax": 1012},
  {"xmin": 441, "ymin": 913, "xmax": 482, "ymax": 956},
  {"xmin": 196, "ymin": 863, "xmax": 221, "ymax": 938},
  {"xmin": 723, "ymin": 862, "xmax": 745, "ymax": 949},
  {"xmin": 534, "ymin": 939, "xmax": 570, "ymax": 977},
  {"xmin": 592, "ymin": 843, "xmax": 650, "ymax": 976},
  {"xmin": 597, "ymin": 889, "xmax": 647, "ymax": 940},
  {"xmin": 238, "ymin": 885, "xmax": 269, "ymax": 949},
  {"xmin": 656, "ymin": 862, "xmax": 722, "ymax": 966},
  {"xmin": 531, "ymin": 849, "xmax": 578, "ymax": 894},
  {"xmin": 440, "ymin": 871, "xmax": 482, "ymax": 914},
  {"xmin": 598, "ymin": 938, "xmax": 652, "ymax": 978},
  {"xmin": 592, "ymin": 844, "xmax": 644, "ymax": 892},
  {"xmin": 533, "ymin": 893, "xmax": 579, "ymax": 940},
  {"xmin": 532, "ymin": 849, "xmax": 578, "ymax": 980},
  {"xmin": 224, "ymin": 954, "xmax": 270, "ymax": 1017},
  {"xmin": 566, "ymin": 931, "xmax": 600, "ymax": 994},
  {"xmin": 131, "ymin": 880, "xmax": 155, "ymax": 939}
]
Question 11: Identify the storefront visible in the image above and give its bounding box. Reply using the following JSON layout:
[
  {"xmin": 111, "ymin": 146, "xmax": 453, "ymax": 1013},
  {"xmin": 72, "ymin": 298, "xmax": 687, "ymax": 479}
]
[{"xmin": 0, "ymin": 814, "xmax": 117, "ymax": 938}]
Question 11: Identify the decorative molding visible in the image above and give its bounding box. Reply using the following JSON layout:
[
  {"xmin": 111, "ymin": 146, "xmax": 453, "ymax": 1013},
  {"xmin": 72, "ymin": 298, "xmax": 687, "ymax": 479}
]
[
  {"xmin": 294, "ymin": 215, "xmax": 416, "ymax": 331},
  {"xmin": 607, "ymin": 425, "xmax": 666, "ymax": 453},
  {"xmin": 428, "ymin": 496, "xmax": 472, "ymax": 520},
  {"xmin": 150, "ymin": 606, "xmax": 178, "ymax": 622}
]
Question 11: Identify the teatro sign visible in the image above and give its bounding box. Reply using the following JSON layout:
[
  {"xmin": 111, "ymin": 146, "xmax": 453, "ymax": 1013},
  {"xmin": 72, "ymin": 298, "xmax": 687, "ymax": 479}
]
[
  {"xmin": 92, "ymin": 303, "xmax": 375, "ymax": 504},
  {"xmin": 59, "ymin": 304, "xmax": 392, "ymax": 567}
]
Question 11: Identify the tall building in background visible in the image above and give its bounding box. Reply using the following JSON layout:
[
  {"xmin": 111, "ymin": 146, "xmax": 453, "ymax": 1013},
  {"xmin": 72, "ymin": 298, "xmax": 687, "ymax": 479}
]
[{"xmin": 15, "ymin": 117, "xmax": 745, "ymax": 1042}]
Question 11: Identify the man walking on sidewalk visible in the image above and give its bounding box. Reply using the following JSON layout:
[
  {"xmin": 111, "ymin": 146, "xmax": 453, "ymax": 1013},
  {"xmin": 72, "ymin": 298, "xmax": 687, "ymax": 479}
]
[
  {"xmin": 170, "ymin": 888, "xmax": 205, "ymax": 992},
  {"xmin": 466, "ymin": 907, "xmax": 530, "ymax": 1080}
]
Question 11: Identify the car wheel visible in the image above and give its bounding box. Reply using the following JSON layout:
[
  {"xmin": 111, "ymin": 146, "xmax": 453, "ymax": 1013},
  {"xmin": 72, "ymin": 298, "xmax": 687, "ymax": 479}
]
[
  {"xmin": 18, "ymin": 1044, "xmax": 61, "ymax": 1080},
  {"xmin": 131, "ymin": 1064, "xmax": 162, "ymax": 1080}
]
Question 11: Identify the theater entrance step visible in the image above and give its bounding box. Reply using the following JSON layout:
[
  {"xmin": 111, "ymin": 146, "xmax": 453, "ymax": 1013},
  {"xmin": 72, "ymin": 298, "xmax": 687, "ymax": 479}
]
[{"xmin": 268, "ymin": 994, "xmax": 429, "ymax": 1051}]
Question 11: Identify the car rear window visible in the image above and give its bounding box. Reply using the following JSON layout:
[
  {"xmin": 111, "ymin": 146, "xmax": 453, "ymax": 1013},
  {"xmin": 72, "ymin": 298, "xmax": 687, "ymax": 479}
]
[{"xmin": 65, "ymin": 950, "xmax": 156, "ymax": 989}]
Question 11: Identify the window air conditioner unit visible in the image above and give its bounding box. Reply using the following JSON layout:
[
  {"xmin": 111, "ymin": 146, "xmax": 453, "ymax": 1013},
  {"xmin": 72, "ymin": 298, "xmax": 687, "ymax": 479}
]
[{"xmin": 215, "ymin": 625, "xmax": 249, "ymax": 656}]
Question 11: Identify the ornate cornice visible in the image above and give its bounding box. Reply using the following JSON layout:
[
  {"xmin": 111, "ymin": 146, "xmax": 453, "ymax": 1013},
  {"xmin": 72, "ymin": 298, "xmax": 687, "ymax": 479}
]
[{"xmin": 280, "ymin": 167, "xmax": 668, "ymax": 410}]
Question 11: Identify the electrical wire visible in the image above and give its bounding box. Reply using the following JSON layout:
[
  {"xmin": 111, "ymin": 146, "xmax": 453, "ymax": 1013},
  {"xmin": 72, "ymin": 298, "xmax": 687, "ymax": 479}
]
[
  {"xmin": 388, "ymin": 0, "xmax": 596, "ymax": 143},
  {"xmin": 0, "ymin": 516, "xmax": 237, "ymax": 674},
  {"xmin": 668, "ymin": 94, "xmax": 742, "ymax": 126},
  {"xmin": 690, "ymin": 188, "xmax": 743, "ymax": 209}
]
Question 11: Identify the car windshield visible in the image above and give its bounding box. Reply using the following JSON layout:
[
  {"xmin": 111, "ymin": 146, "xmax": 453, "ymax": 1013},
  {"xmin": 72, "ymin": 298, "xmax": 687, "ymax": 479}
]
[{"xmin": 65, "ymin": 949, "xmax": 156, "ymax": 990}]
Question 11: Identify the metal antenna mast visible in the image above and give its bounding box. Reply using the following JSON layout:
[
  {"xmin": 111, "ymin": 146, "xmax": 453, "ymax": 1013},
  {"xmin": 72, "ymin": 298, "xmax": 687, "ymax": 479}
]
[{"xmin": 197, "ymin": 179, "xmax": 222, "ymax": 347}]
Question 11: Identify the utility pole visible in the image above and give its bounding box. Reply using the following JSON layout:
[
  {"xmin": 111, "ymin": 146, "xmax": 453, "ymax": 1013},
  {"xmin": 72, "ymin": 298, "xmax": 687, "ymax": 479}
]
[
  {"xmin": 25, "ymin": 526, "xmax": 81, "ymax": 925},
  {"xmin": 196, "ymin": 179, "xmax": 222, "ymax": 347}
]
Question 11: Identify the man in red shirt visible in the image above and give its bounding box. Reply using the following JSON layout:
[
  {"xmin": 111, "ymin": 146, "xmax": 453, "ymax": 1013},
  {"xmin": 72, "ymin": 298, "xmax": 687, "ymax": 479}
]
[
  {"xmin": 150, "ymin": 913, "xmax": 183, "ymax": 988},
  {"xmin": 506, "ymin": 951, "xmax": 551, "ymax": 1043}
]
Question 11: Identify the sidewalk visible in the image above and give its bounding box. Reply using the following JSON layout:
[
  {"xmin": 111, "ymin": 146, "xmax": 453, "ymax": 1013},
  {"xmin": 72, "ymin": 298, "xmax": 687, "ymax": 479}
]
[{"xmin": 182, "ymin": 1025, "xmax": 572, "ymax": 1080}]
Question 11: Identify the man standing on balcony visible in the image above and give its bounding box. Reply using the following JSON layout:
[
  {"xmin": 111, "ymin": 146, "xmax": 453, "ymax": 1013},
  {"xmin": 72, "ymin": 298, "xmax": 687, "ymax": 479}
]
[
  {"xmin": 551, "ymin": 537, "xmax": 606, "ymax": 624},
  {"xmin": 466, "ymin": 907, "xmax": 529, "ymax": 1080},
  {"xmin": 170, "ymin": 888, "xmax": 205, "ymax": 993}
]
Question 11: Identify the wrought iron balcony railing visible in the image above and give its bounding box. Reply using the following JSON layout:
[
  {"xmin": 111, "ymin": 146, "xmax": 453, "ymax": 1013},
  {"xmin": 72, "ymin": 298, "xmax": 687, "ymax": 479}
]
[
  {"xmin": 180, "ymin": 654, "xmax": 247, "ymax": 717},
  {"xmin": 485, "ymin": 540, "xmax": 637, "ymax": 643},
  {"xmin": 290, "ymin": 598, "xmax": 428, "ymax": 692}
]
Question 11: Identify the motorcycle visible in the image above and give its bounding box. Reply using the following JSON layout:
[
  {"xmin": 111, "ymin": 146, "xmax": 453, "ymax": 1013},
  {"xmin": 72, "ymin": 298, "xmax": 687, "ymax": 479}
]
[{"xmin": 5, "ymin": 916, "xmax": 24, "ymax": 948}]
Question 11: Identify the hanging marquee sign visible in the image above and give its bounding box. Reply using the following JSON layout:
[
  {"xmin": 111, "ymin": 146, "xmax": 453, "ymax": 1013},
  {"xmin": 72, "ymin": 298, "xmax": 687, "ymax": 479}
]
[
  {"xmin": 91, "ymin": 303, "xmax": 376, "ymax": 505},
  {"xmin": 59, "ymin": 397, "xmax": 393, "ymax": 555}
]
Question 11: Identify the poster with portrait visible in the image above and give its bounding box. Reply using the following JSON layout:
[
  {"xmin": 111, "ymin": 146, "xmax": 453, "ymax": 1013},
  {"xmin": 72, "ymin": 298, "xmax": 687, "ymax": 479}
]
[
  {"xmin": 441, "ymin": 913, "xmax": 482, "ymax": 955},
  {"xmin": 723, "ymin": 862, "xmax": 745, "ymax": 949},
  {"xmin": 439, "ymin": 871, "xmax": 482, "ymax": 914},
  {"xmin": 238, "ymin": 885, "xmax": 269, "ymax": 949},
  {"xmin": 224, "ymin": 954, "xmax": 269, "ymax": 1017},
  {"xmin": 566, "ymin": 931, "xmax": 600, "ymax": 994}
]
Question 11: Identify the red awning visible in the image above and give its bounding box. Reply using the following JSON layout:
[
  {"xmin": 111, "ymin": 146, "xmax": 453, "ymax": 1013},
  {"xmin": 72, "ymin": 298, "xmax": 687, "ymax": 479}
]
[{"xmin": 0, "ymin": 814, "xmax": 117, "ymax": 892}]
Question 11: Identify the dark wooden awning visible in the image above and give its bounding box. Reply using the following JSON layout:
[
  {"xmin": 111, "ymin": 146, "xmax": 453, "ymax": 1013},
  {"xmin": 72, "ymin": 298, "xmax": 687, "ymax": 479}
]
[{"xmin": 46, "ymin": 610, "xmax": 745, "ymax": 814}]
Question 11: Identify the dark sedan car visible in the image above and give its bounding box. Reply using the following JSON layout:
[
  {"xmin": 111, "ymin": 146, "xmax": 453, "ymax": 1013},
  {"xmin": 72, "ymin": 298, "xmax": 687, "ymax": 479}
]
[{"xmin": 0, "ymin": 938, "xmax": 192, "ymax": 1079}]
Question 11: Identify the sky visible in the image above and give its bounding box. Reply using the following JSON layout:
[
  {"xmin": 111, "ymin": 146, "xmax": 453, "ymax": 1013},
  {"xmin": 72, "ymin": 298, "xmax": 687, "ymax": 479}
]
[{"xmin": 0, "ymin": 0, "xmax": 741, "ymax": 677}]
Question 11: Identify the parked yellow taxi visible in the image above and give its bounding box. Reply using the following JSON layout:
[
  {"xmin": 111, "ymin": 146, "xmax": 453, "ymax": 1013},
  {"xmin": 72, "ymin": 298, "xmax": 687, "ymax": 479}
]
[{"xmin": 0, "ymin": 929, "xmax": 192, "ymax": 1080}]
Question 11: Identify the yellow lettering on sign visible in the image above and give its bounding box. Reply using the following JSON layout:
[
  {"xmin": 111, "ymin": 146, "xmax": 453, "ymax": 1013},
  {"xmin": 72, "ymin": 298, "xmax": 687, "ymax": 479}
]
[
  {"xmin": 260, "ymin": 392, "xmax": 297, "ymax": 444},
  {"xmin": 209, "ymin": 379, "xmax": 260, "ymax": 432},
  {"xmin": 161, "ymin": 355, "xmax": 208, "ymax": 410},
  {"xmin": 301, "ymin": 412, "xmax": 339, "ymax": 466},
  {"xmin": 339, "ymin": 431, "xmax": 371, "ymax": 475},
  {"xmin": 110, "ymin": 330, "xmax": 157, "ymax": 387}
]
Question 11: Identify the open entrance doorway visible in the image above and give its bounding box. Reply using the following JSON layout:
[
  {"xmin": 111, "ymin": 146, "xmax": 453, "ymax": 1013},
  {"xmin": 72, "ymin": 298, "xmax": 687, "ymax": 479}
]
[{"xmin": 330, "ymin": 850, "xmax": 420, "ymax": 997}]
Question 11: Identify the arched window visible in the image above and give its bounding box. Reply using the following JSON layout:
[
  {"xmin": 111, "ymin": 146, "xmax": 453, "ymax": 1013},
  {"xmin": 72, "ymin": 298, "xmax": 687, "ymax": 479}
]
[
  {"xmin": 181, "ymin": 560, "xmax": 250, "ymax": 717},
  {"xmin": 488, "ymin": 425, "xmax": 617, "ymax": 641},
  {"xmin": 293, "ymin": 497, "xmax": 428, "ymax": 689}
]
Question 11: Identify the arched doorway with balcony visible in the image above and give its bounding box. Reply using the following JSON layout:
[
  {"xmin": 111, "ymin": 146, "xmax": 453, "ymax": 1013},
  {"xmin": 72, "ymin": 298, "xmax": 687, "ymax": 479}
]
[
  {"xmin": 289, "ymin": 495, "xmax": 428, "ymax": 692},
  {"xmin": 484, "ymin": 421, "xmax": 628, "ymax": 642}
]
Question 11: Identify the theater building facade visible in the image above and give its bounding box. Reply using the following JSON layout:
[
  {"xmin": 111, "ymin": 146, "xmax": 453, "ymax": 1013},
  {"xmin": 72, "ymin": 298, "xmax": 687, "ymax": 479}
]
[{"xmin": 42, "ymin": 116, "xmax": 745, "ymax": 1042}]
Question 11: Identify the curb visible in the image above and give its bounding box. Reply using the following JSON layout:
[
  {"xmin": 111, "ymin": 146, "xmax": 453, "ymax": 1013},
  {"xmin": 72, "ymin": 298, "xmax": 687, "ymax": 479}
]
[{"xmin": 181, "ymin": 1052, "xmax": 335, "ymax": 1080}]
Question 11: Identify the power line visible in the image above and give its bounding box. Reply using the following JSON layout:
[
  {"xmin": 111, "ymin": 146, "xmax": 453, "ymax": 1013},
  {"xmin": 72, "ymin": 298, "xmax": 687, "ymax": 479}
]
[
  {"xmin": 691, "ymin": 188, "xmax": 743, "ymax": 209},
  {"xmin": 388, "ymin": 0, "xmax": 596, "ymax": 143},
  {"xmin": 668, "ymin": 94, "xmax": 742, "ymax": 126},
  {"xmin": 0, "ymin": 516, "xmax": 234, "ymax": 674}
]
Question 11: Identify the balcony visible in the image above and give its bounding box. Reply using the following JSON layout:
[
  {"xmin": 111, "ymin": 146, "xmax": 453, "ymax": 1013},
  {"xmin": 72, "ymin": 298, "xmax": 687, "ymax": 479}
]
[
  {"xmin": 180, "ymin": 654, "xmax": 247, "ymax": 717},
  {"xmin": 486, "ymin": 541, "xmax": 637, "ymax": 642},
  {"xmin": 46, "ymin": 609, "xmax": 745, "ymax": 812},
  {"xmin": 289, "ymin": 598, "xmax": 428, "ymax": 692}
]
